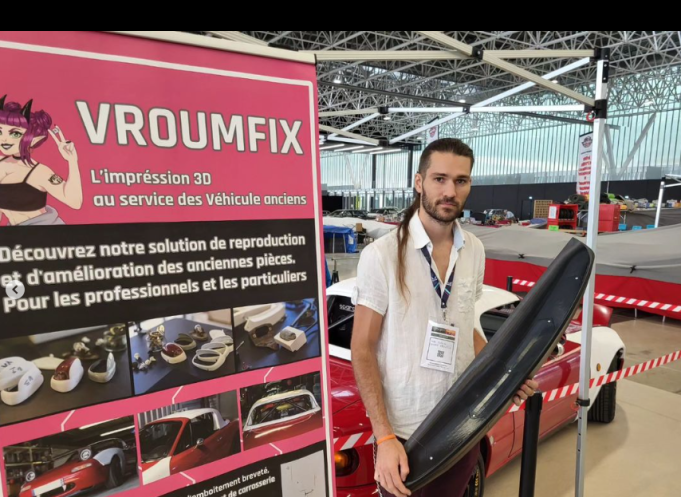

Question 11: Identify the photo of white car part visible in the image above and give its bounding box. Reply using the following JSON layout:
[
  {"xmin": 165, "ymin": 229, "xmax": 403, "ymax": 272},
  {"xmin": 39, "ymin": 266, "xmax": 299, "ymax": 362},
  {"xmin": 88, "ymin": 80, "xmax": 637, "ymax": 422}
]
[
  {"xmin": 231, "ymin": 299, "xmax": 321, "ymax": 373},
  {"xmin": 0, "ymin": 325, "xmax": 133, "ymax": 426},
  {"xmin": 0, "ymin": 351, "xmax": 118, "ymax": 406},
  {"xmin": 129, "ymin": 312, "xmax": 238, "ymax": 395}
]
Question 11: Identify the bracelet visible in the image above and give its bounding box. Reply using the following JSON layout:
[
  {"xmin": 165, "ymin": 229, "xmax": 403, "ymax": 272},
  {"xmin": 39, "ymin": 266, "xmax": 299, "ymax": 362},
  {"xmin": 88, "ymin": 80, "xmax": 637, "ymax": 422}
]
[
  {"xmin": 200, "ymin": 342, "xmax": 228, "ymax": 361},
  {"xmin": 1, "ymin": 363, "xmax": 44, "ymax": 406},
  {"xmin": 88, "ymin": 353, "xmax": 117, "ymax": 383},
  {"xmin": 376, "ymin": 434, "xmax": 397, "ymax": 446},
  {"xmin": 161, "ymin": 344, "xmax": 187, "ymax": 364},
  {"xmin": 211, "ymin": 335, "xmax": 234, "ymax": 346},
  {"xmin": 0, "ymin": 357, "xmax": 31, "ymax": 391},
  {"xmin": 51, "ymin": 357, "xmax": 84, "ymax": 393},
  {"xmin": 174, "ymin": 333, "xmax": 197, "ymax": 351},
  {"xmin": 192, "ymin": 349, "xmax": 227, "ymax": 371}
]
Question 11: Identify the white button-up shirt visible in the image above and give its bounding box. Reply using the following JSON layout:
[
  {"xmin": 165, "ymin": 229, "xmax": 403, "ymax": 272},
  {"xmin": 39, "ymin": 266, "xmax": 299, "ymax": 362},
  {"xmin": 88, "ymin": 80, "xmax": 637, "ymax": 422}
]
[{"xmin": 353, "ymin": 211, "xmax": 486, "ymax": 438}]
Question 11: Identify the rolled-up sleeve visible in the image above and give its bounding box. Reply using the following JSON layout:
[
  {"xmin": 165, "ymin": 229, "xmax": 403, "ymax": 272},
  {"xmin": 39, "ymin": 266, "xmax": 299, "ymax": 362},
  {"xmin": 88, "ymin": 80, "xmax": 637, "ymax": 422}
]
[{"xmin": 352, "ymin": 243, "xmax": 389, "ymax": 316}]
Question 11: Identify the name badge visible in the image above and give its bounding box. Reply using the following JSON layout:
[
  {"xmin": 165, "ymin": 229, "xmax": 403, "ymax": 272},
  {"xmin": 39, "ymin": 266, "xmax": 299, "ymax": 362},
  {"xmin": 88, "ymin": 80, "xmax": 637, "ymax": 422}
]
[{"xmin": 420, "ymin": 320, "xmax": 459, "ymax": 374}]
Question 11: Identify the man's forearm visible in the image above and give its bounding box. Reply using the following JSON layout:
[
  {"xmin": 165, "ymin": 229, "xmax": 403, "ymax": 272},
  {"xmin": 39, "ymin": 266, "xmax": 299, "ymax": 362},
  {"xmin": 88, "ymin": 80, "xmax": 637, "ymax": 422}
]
[
  {"xmin": 353, "ymin": 348, "xmax": 394, "ymax": 438},
  {"xmin": 474, "ymin": 329, "xmax": 487, "ymax": 356}
]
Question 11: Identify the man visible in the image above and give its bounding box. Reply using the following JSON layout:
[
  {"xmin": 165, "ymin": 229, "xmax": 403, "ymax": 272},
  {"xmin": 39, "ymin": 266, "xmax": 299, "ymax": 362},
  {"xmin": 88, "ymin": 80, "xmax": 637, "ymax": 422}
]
[{"xmin": 351, "ymin": 138, "xmax": 538, "ymax": 497}]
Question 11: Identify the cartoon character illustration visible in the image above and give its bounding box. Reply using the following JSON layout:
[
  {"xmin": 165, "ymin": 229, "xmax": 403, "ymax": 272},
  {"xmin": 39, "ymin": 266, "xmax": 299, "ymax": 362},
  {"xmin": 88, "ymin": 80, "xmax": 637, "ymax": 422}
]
[{"xmin": 0, "ymin": 95, "xmax": 82, "ymax": 226}]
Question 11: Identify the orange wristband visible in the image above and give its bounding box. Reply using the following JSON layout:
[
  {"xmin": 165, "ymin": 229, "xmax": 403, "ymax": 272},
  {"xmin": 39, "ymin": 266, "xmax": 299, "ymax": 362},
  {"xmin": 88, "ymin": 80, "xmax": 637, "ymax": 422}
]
[{"xmin": 377, "ymin": 434, "xmax": 397, "ymax": 445}]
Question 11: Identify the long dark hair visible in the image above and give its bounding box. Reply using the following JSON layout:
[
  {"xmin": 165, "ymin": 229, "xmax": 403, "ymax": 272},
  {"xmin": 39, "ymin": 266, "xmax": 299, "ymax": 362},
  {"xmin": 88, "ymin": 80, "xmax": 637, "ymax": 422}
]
[{"xmin": 396, "ymin": 138, "xmax": 474, "ymax": 300}]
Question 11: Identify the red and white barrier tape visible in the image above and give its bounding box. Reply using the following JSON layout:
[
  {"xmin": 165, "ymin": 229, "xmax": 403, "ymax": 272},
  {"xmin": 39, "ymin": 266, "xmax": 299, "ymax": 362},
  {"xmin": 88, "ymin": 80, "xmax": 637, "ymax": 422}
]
[
  {"xmin": 513, "ymin": 279, "xmax": 681, "ymax": 314},
  {"xmin": 334, "ymin": 431, "xmax": 375, "ymax": 452},
  {"xmin": 508, "ymin": 348, "xmax": 681, "ymax": 412},
  {"xmin": 513, "ymin": 279, "xmax": 537, "ymax": 289},
  {"xmin": 333, "ymin": 348, "xmax": 681, "ymax": 452}
]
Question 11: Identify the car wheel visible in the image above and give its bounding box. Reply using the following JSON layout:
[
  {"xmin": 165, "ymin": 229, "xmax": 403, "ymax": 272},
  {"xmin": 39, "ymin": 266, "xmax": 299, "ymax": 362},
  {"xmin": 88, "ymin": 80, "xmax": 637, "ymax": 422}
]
[
  {"xmin": 588, "ymin": 356, "xmax": 618, "ymax": 423},
  {"xmin": 105, "ymin": 456, "xmax": 124, "ymax": 489},
  {"xmin": 464, "ymin": 452, "xmax": 485, "ymax": 497}
]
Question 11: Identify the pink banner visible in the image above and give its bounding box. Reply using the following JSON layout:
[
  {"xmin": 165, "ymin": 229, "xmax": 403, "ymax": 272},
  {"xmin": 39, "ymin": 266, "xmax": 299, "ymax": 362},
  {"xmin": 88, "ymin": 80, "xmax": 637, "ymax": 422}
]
[
  {"xmin": 0, "ymin": 32, "xmax": 316, "ymax": 226},
  {"xmin": 0, "ymin": 32, "xmax": 334, "ymax": 497}
]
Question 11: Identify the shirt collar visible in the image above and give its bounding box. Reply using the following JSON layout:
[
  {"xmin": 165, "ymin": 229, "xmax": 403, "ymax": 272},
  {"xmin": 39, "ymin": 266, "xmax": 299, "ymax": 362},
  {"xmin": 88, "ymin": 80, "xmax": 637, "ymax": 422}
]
[{"xmin": 409, "ymin": 209, "xmax": 465, "ymax": 251}]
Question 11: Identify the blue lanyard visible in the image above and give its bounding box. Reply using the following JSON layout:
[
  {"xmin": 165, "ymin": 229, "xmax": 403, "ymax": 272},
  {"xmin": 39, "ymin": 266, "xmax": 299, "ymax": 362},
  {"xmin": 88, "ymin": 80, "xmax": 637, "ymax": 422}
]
[{"xmin": 420, "ymin": 246, "xmax": 455, "ymax": 318}]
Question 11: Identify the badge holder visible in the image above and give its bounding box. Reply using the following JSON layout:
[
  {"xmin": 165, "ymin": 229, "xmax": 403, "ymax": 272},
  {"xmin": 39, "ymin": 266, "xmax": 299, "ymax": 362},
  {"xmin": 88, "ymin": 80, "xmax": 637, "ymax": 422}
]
[{"xmin": 420, "ymin": 320, "xmax": 460, "ymax": 374}]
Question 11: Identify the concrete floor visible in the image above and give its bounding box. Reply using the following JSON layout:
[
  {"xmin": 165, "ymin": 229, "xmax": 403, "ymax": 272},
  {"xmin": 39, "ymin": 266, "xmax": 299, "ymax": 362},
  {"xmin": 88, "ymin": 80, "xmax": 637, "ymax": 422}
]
[
  {"xmin": 609, "ymin": 309, "xmax": 681, "ymax": 396},
  {"xmin": 326, "ymin": 252, "xmax": 681, "ymax": 495},
  {"xmin": 479, "ymin": 304, "xmax": 680, "ymax": 497},
  {"xmin": 486, "ymin": 381, "xmax": 681, "ymax": 497},
  {"xmin": 326, "ymin": 252, "xmax": 360, "ymax": 282}
]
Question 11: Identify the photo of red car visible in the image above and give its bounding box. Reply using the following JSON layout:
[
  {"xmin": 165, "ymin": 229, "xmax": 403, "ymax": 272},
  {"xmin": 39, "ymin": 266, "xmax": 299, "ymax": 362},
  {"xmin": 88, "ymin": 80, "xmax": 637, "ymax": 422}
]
[
  {"xmin": 4, "ymin": 418, "xmax": 138, "ymax": 497},
  {"xmin": 326, "ymin": 278, "xmax": 626, "ymax": 496},
  {"xmin": 139, "ymin": 393, "xmax": 241, "ymax": 484},
  {"xmin": 241, "ymin": 374, "xmax": 324, "ymax": 451}
]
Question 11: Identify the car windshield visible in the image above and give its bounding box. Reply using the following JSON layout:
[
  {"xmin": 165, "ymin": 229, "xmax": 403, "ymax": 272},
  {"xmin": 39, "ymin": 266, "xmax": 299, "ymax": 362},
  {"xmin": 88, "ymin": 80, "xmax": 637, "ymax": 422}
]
[
  {"xmin": 327, "ymin": 290, "xmax": 523, "ymax": 349},
  {"xmin": 139, "ymin": 421, "xmax": 183, "ymax": 462},
  {"xmin": 66, "ymin": 450, "xmax": 87, "ymax": 463},
  {"xmin": 27, "ymin": 438, "xmax": 129, "ymax": 481},
  {"xmin": 249, "ymin": 395, "xmax": 315, "ymax": 426},
  {"xmin": 64, "ymin": 440, "xmax": 122, "ymax": 463}
]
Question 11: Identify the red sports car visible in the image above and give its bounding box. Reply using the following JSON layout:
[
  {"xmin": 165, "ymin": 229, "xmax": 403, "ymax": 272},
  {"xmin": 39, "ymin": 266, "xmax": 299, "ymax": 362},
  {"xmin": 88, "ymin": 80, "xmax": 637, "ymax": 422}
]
[
  {"xmin": 327, "ymin": 278, "xmax": 625, "ymax": 496},
  {"xmin": 140, "ymin": 408, "xmax": 240, "ymax": 484},
  {"xmin": 19, "ymin": 439, "xmax": 133, "ymax": 497},
  {"xmin": 242, "ymin": 389, "xmax": 324, "ymax": 450}
]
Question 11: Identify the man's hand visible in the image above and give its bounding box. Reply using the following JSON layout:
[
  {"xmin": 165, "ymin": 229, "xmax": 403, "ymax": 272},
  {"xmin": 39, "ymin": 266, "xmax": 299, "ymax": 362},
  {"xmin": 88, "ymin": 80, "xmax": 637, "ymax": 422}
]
[
  {"xmin": 513, "ymin": 378, "xmax": 539, "ymax": 406},
  {"xmin": 374, "ymin": 438, "xmax": 411, "ymax": 497}
]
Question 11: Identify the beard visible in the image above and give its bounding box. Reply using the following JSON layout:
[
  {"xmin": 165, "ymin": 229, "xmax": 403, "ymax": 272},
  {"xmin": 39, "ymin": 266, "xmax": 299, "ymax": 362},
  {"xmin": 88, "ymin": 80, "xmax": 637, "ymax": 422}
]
[{"xmin": 421, "ymin": 186, "xmax": 465, "ymax": 225}]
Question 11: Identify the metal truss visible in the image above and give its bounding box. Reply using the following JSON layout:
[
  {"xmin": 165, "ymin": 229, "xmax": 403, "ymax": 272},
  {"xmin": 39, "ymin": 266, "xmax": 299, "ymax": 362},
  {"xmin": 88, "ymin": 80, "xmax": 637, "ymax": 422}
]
[{"xmin": 198, "ymin": 31, "xmax": 681, "ymax": 142}]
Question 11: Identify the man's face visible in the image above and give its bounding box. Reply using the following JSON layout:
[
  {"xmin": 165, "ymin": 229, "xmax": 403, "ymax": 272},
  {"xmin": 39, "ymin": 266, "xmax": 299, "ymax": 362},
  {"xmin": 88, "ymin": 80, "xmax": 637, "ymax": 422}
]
[{"xmin": 415, "ymin": 152, "xmax": 472, "ymax": 224}]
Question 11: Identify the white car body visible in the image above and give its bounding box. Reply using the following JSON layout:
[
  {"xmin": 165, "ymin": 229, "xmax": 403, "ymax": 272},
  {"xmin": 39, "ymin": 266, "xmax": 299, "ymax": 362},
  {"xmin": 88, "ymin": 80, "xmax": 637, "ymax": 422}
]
[
  {"xmin": 142, "ymin": 458, "xmax": 171, "ymax": 485},
  {"xmin": 93, "ymin": 447, "xmax": 125, "ymax": 468},
  {"xmin": 155, "ymin": 408, "xmax": 227, "ymax": 429},
  {"xmin": 142, "ymin": 408, "xmax": 228, "ymax": 484}
]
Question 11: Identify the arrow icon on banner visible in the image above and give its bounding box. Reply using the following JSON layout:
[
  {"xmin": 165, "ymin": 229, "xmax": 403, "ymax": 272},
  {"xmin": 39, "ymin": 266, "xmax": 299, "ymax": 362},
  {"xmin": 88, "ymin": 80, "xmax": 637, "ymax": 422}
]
[{"xmin": 5, "ymin": 280, "xmax": 25, "ymax": 300}]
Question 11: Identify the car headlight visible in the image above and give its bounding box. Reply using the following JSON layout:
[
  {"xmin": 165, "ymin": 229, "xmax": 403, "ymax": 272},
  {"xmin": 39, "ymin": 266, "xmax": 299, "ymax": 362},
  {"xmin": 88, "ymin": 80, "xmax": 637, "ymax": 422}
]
[
  {"xmin": 71, "ymin": 463, "xmax": 93, "ymax": 473},
  {"xmin": 20, "ymin": 485, "xmax": 31, "ymax": 492},
  {"xmin": 334, "ymin": 449, "xmax": 359, "ymax": 477}
]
